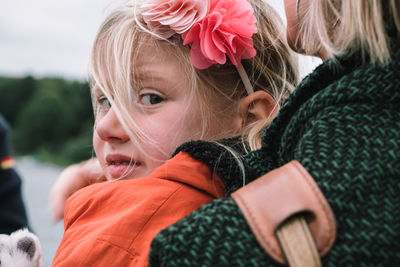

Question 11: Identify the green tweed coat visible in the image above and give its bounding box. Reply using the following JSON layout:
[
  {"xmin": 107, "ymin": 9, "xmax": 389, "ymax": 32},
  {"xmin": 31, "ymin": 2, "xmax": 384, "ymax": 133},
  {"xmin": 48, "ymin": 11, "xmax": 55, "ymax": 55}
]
[{"xmin": 149, "ymin": 44, "xmax": 400, "ymax": 266}]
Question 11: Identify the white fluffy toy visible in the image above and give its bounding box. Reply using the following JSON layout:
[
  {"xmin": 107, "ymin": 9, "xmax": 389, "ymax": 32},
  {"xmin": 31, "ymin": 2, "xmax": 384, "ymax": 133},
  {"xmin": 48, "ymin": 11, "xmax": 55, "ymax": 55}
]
[{"xmin": 0, "ymin": 229, "xmax": 43, "ymax": 267}]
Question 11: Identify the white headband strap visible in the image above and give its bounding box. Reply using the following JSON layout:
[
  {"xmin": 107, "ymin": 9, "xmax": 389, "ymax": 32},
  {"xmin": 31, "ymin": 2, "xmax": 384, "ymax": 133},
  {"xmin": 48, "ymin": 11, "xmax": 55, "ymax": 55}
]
[{"xmin": 236, "ymin": 63, "xmax": 254, "ymax": 95}]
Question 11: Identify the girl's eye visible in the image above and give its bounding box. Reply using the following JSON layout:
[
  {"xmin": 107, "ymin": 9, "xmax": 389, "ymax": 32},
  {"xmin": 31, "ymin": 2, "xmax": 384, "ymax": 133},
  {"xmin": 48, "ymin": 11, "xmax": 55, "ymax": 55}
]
[
  {"xmin": 98, "ymin": 97, "xmax": 111, "ymax": 109},
  {"xmin": 139, "ymin": 94, "xmax": 164, "ymax": 105}
]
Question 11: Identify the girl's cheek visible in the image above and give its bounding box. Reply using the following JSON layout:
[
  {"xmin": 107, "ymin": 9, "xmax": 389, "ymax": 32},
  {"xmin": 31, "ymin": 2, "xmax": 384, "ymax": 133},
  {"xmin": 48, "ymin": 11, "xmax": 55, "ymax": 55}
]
[
  {"xmin": 92, "ymin": 133, "xmax": 102, "ymax": 159},
  {"xmin": 144, "ymin": 134, "xmax": 177, "ymax": 163},
  {"xmin": 92, "ymin": 134, "xmax": 110, "ymax": 178}
]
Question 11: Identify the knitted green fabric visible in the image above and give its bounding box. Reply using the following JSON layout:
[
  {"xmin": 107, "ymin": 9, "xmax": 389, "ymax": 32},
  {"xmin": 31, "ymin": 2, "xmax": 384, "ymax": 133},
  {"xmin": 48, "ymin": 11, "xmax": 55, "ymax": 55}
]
[{"xmin": 149, "ymin": 46, "xmax": 400, "ymax": 266}]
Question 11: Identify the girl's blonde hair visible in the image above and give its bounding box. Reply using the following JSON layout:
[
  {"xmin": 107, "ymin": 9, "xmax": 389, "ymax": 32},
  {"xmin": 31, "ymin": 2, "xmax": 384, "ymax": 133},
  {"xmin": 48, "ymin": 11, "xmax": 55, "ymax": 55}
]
[
  {"xmin": 90, "ymin": 0, "xmax": 298, "ymax": 156},
  {"xmin": 298, "ymin": 0, "xmax": 400, "ymax": 65}
]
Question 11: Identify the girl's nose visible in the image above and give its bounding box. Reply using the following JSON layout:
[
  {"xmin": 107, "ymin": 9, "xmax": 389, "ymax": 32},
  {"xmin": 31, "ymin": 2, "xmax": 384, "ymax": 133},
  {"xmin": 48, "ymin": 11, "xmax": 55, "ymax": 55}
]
[{"xmin": 95, "ymin": 108, "xmax": 130, "ymax": 143}]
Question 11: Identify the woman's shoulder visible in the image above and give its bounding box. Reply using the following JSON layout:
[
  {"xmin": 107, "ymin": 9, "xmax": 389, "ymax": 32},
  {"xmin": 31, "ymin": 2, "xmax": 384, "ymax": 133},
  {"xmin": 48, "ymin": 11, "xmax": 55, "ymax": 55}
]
[
  {"xmin": 272, "ymin": 53, "xmax": 400, "ymax": 130},
  {"xmin": 299, "ymin": 56, "xmax": 399, "ymax": 109},
  {"xmin": 246, "ymin": 55, "xmax": 400, "ymax": 177}
]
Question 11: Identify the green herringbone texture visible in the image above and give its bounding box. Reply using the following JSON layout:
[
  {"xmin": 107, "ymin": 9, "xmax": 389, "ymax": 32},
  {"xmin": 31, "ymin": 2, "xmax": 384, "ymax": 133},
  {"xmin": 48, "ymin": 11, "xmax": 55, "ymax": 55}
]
[
  {"xmin": 150, "ymin": 198, "xmax": 270, "ymax": 266},
  {"xmin": 150, "ymin": 47, "xmax": 400, "ymax": 266}
]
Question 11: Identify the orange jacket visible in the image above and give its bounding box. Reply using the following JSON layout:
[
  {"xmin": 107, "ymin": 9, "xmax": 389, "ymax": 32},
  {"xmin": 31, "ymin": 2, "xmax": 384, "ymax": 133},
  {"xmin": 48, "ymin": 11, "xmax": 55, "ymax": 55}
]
[{"xmin": 52, "ymin": 152, "xmax": 225, "ymax": 266}]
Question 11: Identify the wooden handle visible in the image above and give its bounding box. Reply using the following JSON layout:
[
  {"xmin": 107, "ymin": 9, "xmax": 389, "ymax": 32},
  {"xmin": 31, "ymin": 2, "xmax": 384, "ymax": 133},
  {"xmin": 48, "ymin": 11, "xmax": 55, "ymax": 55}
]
[{"xmin": 276, "ymin": 216, "xmax": 321, "ymax": 267}]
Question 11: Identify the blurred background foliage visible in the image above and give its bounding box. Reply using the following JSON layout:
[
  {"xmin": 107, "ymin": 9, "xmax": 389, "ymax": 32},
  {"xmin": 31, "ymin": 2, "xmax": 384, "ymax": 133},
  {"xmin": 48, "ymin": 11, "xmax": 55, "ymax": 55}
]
[{"xmin": 0, "ymin": 75, "xmax": 94, "ymax": 166}]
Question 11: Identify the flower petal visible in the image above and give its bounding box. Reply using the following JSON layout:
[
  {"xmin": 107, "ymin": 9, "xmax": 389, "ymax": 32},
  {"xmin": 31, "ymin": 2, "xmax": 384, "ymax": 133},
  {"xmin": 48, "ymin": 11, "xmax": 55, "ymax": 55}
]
[
  {"xmin": 145, "ymin": 0, "xmax": 257, "ymax": 68},
  {"xmin": 143, "ymin": 0, "xmax": 210, "ymax": 38},
  {"xmin": 190, "ymin": 42, "xmax": 213, "ymax": 69}
]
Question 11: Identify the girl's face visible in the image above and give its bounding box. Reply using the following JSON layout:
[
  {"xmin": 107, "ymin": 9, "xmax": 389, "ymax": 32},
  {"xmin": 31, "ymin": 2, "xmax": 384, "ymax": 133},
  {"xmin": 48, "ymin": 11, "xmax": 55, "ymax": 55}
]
[{"xmin": 93, "ymin": 42, "xmax": 238, "ymax": 180}]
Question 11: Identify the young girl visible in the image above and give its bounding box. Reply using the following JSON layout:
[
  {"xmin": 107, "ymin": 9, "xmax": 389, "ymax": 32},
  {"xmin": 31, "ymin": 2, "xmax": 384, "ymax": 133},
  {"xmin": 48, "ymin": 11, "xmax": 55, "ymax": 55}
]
[
  {"xmin": 149, "ymin": 0, "xmax": 400, "ymax": 266},
  {"xmin": 51, "ymin": 0, "xmax": 298, "ymax": 265}
]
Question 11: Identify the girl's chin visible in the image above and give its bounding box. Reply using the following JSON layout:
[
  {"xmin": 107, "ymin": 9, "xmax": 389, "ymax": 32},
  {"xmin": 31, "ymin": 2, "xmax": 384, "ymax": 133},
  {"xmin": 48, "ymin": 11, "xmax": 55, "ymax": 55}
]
[{"xmin": 106, "ymin": 163, "xmax": 140, "ymax": 180}]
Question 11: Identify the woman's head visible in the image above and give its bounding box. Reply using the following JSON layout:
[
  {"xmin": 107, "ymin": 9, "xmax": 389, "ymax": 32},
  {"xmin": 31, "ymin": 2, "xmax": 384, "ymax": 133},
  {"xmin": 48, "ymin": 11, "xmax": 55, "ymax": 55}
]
[
  {"xmin": 90, "ymin": 0, "xmax": 298, "ymax": 180},
  {"xmin": 285, "ymin": 0, "xmax": 400, "ymax": 64}
]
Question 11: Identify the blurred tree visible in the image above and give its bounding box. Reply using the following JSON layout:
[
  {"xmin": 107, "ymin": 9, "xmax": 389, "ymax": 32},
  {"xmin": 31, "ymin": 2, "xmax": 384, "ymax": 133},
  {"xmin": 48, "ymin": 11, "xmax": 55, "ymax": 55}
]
[
  {"xmin": 0, "ymin": 76, "xmax": 37, "ymax": 127},
  {"xmin": 0, "ymin": 75, "xmax": 94, "ymax": 165},
  {"xmin": 62, "ymin": 81, "xmax": 94, "ymax": 136},
  {"xmin": 13, "ymin": 83, "xmax": 75, "ymax": 153},
  {"xmin": 62, "ymin": 123, "xmax": 94, "ymax": 164}
]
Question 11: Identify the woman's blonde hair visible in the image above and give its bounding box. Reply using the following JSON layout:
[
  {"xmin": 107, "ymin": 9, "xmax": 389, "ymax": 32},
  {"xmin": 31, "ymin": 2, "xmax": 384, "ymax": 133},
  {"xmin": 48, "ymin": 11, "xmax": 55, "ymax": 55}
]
[
  {"xmin": 298, "ymin": 0, "xmax": 400, "ymax": 65},
  {"xmin": 90, "ymin": 0, "xmax": 298, "ymax": 156}
]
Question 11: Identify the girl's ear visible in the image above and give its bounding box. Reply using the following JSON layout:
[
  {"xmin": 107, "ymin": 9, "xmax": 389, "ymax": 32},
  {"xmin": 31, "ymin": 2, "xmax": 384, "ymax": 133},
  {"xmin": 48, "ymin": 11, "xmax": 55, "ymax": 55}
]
[{"xmin": 238, "ymin": 91, "xmax": 278, "ymax": 127}]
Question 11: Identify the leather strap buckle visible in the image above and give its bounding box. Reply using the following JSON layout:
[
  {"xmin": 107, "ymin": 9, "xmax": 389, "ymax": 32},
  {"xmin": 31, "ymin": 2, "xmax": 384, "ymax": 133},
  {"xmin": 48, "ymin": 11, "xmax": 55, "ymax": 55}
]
[{"xmin": 231, "ymin": 160, "xmax": 336, "ymax": 265}]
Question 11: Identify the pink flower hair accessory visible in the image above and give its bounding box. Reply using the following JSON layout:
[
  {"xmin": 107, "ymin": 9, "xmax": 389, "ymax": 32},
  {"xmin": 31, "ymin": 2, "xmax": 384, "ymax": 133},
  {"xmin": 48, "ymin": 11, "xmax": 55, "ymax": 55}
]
[
  {"xmin": 182, "ymin": 0, "xmax": 257, "ymax": 70},
  {"xmin": 142, "ymin": 0, "xmax": 209, "ymax": 39},
  {"xmin": 143, "ymin": 0, "xmax": 257, "ymax": 94}
]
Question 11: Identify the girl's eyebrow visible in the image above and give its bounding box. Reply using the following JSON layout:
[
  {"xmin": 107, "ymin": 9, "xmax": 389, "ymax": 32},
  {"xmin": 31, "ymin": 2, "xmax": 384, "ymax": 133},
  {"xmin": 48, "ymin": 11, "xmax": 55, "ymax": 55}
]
[
  {"xmin": 92, "ymin": 85, "xmax": 102, "ymax": 96},
  {"xmin": 135, "ymin": 69, "xmax": 176, "ymax": 84},
  {"xmin": 92, "ymin": 85, "xmax": 110, "ymax": 99},
  {"xmin": 134, "ymin": 70, "xmax": 186, "ymax": 95}
]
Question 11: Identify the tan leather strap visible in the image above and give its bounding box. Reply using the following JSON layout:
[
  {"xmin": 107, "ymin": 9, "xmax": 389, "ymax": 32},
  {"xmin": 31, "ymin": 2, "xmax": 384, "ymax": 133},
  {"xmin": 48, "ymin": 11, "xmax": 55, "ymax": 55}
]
[
  {"xmin": 276, "ymin": 216, "xmax": 320, "ymax": 266},
  {"xmin": 231, "ymin": 160, "xmax": 336, "ymax": 265}
]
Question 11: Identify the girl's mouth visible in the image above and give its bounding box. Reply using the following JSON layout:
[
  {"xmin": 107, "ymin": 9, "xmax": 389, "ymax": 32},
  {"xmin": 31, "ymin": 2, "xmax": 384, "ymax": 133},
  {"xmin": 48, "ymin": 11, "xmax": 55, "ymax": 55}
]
[
  {"xmin": 110, "ymin": 161, "xmax": 136, "ymax": 166},
  {"xmin": 106, "ymin": 155, "xmax": 141, "ymax": 180}
]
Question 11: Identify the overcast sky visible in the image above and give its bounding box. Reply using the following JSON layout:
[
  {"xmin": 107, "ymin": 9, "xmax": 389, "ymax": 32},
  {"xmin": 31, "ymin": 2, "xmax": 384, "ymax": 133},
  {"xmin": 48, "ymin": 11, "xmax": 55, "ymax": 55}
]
[
  {"xmin": 0, "ymin": 0, "xmax": 319, "ymax": 81},
  {"xmin": 0, "ymin": 0, "xmax": 118, "ymax": 80}
]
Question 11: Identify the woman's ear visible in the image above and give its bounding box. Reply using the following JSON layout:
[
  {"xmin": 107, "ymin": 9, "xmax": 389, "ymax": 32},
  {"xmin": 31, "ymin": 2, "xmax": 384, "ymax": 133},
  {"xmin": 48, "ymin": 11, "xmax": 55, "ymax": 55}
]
[{"xmin": 238, "ymin": 91, "xmax": 278, "ymax": 127}]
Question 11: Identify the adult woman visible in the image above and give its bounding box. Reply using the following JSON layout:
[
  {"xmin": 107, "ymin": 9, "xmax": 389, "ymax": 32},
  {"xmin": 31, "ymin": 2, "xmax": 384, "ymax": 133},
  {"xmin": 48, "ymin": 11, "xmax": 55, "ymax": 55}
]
[{"xmin": 149, "ymin": 0, "xmax": 400, "ymax": 265}]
